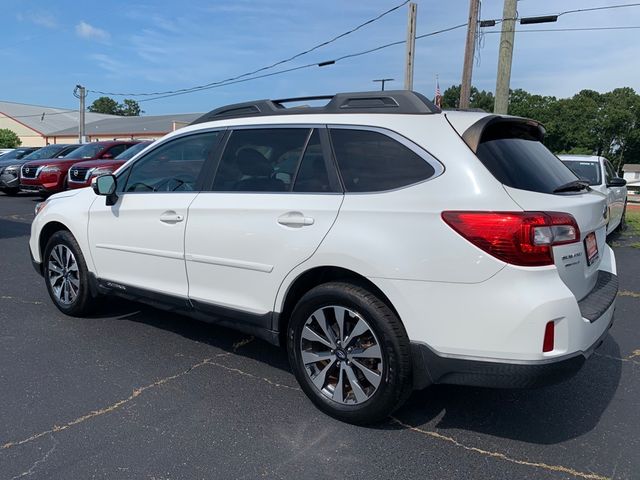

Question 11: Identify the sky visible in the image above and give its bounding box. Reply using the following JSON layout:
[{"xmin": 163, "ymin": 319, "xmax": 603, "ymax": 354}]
[{"xmin": 2, "ymin": 0, "xmax": 640, "ymax": 115}]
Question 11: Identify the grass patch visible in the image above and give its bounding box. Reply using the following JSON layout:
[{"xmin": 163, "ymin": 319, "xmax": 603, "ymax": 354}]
[{"xmin": 625, "ymin": 210, "xmax": 640, "ymax": 236}]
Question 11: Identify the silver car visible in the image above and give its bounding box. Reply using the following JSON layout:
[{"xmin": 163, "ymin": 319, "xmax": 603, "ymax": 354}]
[{"xmin": 559, "ymin": 155, "xmax": 627, "ymax": 234}]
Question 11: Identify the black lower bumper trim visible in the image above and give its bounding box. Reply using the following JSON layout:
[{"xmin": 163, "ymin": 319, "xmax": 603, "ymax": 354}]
[
  {"xmin": 29, "ymin": 247, "xmax": 43, "ymax": 276},
  {"xmin": 578, "ymin": 270, "xmax": 618, "ymax": 322},
  {"xmin": 411, "ymin": 315, "xmax": 613, "ymax": 390}
]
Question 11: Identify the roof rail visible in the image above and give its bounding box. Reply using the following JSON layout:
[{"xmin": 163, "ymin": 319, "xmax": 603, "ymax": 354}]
[{"xmin": 190, "ymin": 90, "xmax": 440, "ymax": 125}]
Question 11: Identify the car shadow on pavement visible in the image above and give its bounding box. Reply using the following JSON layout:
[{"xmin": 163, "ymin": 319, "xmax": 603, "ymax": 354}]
[
  {"xmin": 0, "ymin": 219, "xmax": 31, "ymax": 239},
  {"xmin": 390, "ymin": 334, "xmax": 622, "ymax": 444},
  {"xmin": 96, "ymin": 297, "xmax": 292, "ymax": 372}
]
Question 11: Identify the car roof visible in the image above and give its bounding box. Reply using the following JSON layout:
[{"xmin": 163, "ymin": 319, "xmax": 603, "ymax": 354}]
[{"xmin": 557, "ymin": 154, "xmax": 603, "ymax": 162}]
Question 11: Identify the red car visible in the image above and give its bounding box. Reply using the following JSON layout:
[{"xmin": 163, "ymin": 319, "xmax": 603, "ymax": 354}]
[
  {"xmin": 20, "ymin": 141, "xmax": 140, "ymax": 197},
  {"xmin": 67, "ymin": 141, "xmax": 153, "ymax": 189}
]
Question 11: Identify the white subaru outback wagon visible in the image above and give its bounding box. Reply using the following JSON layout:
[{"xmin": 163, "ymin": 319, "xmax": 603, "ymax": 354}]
[{"xmin": 30, "ymin": 91, "xmax": 618, "ymax": 424}]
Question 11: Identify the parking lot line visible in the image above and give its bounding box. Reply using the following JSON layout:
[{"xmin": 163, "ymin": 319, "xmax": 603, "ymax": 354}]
[{"xmin": 390, "ymin": 417, "xmax": 610, "ymax": 480}]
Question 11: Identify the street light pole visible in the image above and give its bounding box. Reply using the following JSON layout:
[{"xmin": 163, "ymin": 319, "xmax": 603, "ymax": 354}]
[{"xmin": 373, "ymin": 78, "xmax": 395, "ymax": 91}]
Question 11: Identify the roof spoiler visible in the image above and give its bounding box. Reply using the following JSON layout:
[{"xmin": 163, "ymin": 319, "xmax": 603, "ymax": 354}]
[{"xmin": 461, "ymin": 115, "xmax": 546, "ymax": 153}]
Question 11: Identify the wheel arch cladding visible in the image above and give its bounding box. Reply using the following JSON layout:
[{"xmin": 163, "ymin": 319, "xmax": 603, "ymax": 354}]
[
  {"xmin": 39, "ymin": 221, "xmax": 71, "ymax": 260},
  {"xmin": 277, "ymin": 266, "xmax": 401, "ymax": 347}
]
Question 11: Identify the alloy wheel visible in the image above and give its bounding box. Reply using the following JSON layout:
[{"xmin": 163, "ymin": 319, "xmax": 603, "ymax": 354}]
[
  {"xmin": 300, "ymin": 305, "xmax": 384, "ymax": 405},
  {"xmin": 47, "ymin": 244, "xmax": 80, "ymax": 305}
]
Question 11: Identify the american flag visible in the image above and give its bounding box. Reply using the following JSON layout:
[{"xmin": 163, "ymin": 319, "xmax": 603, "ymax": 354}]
[{"xmin": 435, "ymin": 76, "xmax": 442, "ymax": 108}]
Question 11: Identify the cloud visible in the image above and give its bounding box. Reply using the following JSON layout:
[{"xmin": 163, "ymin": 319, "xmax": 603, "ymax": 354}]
[
  {"xmin": 75, "ymin": 21, "xmax": 110, "ymax": 41},
  {"xmin": 16, "ymin": 10, "xmax": 58, "ymax": 28}
]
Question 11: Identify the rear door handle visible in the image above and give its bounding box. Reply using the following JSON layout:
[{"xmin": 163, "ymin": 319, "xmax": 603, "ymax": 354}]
[
  {"xmin": 160, "ymin": 211, "xmax": 184, "ymax": 224},
  {"xmin": 277, "ymin": 212, "xmax": 314, "ymax": 227}
]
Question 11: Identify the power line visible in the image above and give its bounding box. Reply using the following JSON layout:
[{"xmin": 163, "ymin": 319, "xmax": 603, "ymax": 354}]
[
  {"xmin": 6, "ymin": 109, "xmax": 78, "ymax": 119},
  {"xmin": 483, "ymin": 25, "xmax": 640, "ymax": 33},
  {"xmin": 486, "ymin": 1, "xmax": 640, "ymax": 23},
  {"xmin": 87, "ymin": 0, "xmax": 410, "ymax": 98},
  {"xmin": 136, "ymin": 23, "xmax": 468, "ymax": 104}
]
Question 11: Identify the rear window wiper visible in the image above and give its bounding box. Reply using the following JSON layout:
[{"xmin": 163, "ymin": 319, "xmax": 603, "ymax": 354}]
[{"xmin": 553, "ymin": 180, "xmax": 590, "ymax": 193}]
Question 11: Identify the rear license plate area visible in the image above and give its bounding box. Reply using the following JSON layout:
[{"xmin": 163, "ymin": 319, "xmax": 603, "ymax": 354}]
[{"xmin": 584, "ymin": 232, "xmax": 599, "ymax": 266}]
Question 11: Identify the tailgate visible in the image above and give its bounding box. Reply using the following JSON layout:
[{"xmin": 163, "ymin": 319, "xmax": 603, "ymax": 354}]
[{"xmin": 504, "ymin": 186, "xmax": 608, "ymax": 300}]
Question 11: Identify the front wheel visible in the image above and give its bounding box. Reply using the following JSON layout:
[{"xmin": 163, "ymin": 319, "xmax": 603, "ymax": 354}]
[
  {"xmin": 287, "ymin": 282, "xmax": 413, "ymax": 424},
  {"xmin": 43, "ymin": 230, "xmax": 95, "ymax": 316},
  {"xmin": 1, "ymin": 187, "xmax": 19, "ymax": 196}
]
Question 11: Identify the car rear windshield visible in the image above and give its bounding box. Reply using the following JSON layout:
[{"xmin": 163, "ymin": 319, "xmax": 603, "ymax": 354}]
[
  {"xmin": 63, "ymin": 143, "xmax": 104, "ymax": 159},
  {"xmin": 475, "ymin": 126, "xmax": 579, "ymax": 194},
  {"xmin": 561, "ymin": 161, "xmax": 601, "ymax": 186}
]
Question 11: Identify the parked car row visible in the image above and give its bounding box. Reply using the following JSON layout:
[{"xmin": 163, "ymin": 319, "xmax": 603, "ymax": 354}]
[{"xmin": 0, "ymin": 141, "xmax": 152, "ymax": 198}]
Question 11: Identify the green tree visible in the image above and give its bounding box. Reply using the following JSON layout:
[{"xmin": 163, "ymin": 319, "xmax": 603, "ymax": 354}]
[
  {"xmin": 88, "ymin": 96, "xmax": 144, "ymax": 116},
  {"xmin": 88, "ymin": 96, "xmax": 121, "ymax": 115},
  {"xmin": 119, "ymin": 99, "xmax": 143, "ymax": 116},
  {"xmin": 440, "ymin": 84, "xmax": 495, "ymax": 112},
  {"xmin": 0, "ymin": 128, "xmax": 22, "ymax": 148}
]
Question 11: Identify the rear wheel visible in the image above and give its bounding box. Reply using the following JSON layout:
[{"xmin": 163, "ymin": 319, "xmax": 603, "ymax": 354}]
[
  {"xmin": 287, "ymin": 282, "xmax": 412, "ymax": 424},
  {"xmin": 617, "ymin": 201, "xmax": 627, "ymax": 232},
  {"xmin": 43, "ymin": 230, "xmax": 94, "ymax": 316}
]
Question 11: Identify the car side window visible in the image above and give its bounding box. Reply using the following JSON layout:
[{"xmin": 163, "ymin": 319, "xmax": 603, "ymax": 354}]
[
  {"xmin": 106, "ymin": 144, "xmax": 128, "ymax": 157},
  {"xmin": 605, "ymin": 160, "xmax": 616, "ymax": 181},
  {"xmin": 329, "ymin": 128, "xmax": 436, "ymax": 193},
  {"xmin": 124, "ymin": 132, "xmax": 220, "ymax": 193},
  {"xmin": 292, "ymin": 130, "xmax": 333, "ymax": 193},
  {"xmin": 212, "ymin": 128, "xmax": 310, "ymax": 192}
]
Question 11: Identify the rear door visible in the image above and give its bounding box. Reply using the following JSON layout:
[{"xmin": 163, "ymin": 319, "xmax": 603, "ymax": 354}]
[
  {"xmin": 185, "ymin": 127, "xmax": 343, "ymax": 322},
  {"xmin": 468, "ymin": 118, "xmax": 608, "ymax": 301}
]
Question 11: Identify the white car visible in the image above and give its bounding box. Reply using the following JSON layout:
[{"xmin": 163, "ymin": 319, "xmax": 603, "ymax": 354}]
[
  {"xmin": 559, "ymin": 155, "xmax": 628, "ymax": 234},
  {"xmin": 29, "ymin": 91, "xmax": 618, "ymax": 424}
]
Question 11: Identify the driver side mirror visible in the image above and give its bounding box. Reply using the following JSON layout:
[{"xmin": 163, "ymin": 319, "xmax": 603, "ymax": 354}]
[
  {"xmin": 92, "ymin": 174, "xmax": 118, "ymax": 206},
  {"xmin": 607, "ymin": 177, "xmax": 626, "ymax": 187}
]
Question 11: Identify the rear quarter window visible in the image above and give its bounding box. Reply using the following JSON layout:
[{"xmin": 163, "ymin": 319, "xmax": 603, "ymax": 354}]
[
  {"xmin": 475, "ymin": 124, "xmax": 579, "ymax": 194},
  {"xmin": 329, "ymin": 128, "xmax": 436, "ymax": 193}
]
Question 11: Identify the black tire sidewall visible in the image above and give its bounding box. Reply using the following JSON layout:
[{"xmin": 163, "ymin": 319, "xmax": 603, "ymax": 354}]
[
  {"xmin": 43, "ymin": 231, "xmax": 93, "ymax": 316},
  {"xmin": 287, "ymin": 282, "xmax": 412, "ymax": 424}
]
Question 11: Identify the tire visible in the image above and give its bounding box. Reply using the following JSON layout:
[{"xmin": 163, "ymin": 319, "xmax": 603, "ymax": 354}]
[
  {"xmin": 2, "ymin": 187, "xmax": 19, "ymax": 196},
  {"xmin": 287, "ymin": 282, "xmax": 412, "ymax": 425},
  {"xmin": 43, "ymin": 230, "xmax": 95, "ymax": 316}
]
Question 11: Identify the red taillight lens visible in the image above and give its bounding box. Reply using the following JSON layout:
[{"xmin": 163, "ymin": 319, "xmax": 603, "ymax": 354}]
[
  {"xmin": 543, "ymin": 321, "xmax": 555, "ymax": 352},
  {"xmin": 441, "ymin": 211, "xmax": 580, "ymax": 267}
]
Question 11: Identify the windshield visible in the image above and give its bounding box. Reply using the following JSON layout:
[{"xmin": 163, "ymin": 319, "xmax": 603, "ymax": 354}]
[
  {"xmin": 22, "ymin": 145, "xmax": 67, "ymax": 161},
  {"xmin": 63, "ymin": 143, "xmax": 104, "ymax": 159},
  {"xmin": 115, "ymin": 142, "xmax": 151, "ymax": 160},
  {"xmin": 561, "ymin": 161, "xmax": 601, "ymax": 186},
  {"xmin": 0, "ymin": 148, "xmax": 37, "ymax": 161}
]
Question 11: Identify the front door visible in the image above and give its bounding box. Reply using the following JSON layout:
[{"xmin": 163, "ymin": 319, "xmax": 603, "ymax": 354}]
[{"xmin": 88, "ymin": 131, "xmax": 222, "ymax": 298}]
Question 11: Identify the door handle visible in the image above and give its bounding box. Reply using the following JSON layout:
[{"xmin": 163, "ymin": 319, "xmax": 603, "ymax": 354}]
[
  {"xmin": 277, "ymin": 212, "xmax": 314, "ymax": 227},
  {"xmin": 159, "ymin": 211, "xmax": 184, "ymax": 224}
]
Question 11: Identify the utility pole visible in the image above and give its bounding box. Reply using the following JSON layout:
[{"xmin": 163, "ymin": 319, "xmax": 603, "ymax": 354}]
[
  {"xmin": 373, "ymin": 78, "xmax": 394, "ymax": 91},
  {"xmin": 459, "ymin": 0, "xmax": 480, "ymax": 109},
  {"xmin": 494, "ymin": 0, "xmax": 517, "ymax": 114},
  {"xmin": 404, "ymin": 2, "xmax": 417, "ymax": 90},
  {"xmin": 74, "ymin": 84, "xmax": 86, "ymax": 143}
]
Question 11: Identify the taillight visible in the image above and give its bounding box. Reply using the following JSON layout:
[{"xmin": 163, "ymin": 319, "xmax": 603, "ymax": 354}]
[{"xmin": 441, "ymin": 211, "xmax": 580, "ymax": 266}]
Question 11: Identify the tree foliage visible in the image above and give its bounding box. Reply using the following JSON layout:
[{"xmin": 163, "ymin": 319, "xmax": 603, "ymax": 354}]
[
  {"xmin": 441, "ymin": 84, "xmax": 640, "ymax": 172},
  {"xmin": 0, "ymin": 128, "xmax": 22, "ymax": 148},
  {"xmin": 88, "ymin": 96, "xmax": 144, "ymax": 116},
  {"xmin": 441, "ymin": 84, "xmax": 495, "ymax": 112}
]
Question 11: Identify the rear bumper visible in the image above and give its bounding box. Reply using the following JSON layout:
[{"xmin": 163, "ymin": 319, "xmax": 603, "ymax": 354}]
[{"xmin": 412, "ymin": 307, "xmax": 614, "ymax": 389}]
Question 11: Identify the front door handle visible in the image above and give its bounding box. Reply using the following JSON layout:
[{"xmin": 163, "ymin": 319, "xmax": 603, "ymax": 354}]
[
  {"xmin": 160, "ymin": 211, "xmax": 184, "ymax": 224},
  {"xmin": 277, "ymin": 212, "xmax": 314, "ymax": 227}
]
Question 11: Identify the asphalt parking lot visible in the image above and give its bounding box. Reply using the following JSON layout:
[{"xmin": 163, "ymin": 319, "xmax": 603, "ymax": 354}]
[{"xmin": 1, "ymin": 193, "xmax": 638, "ymax": 480}]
